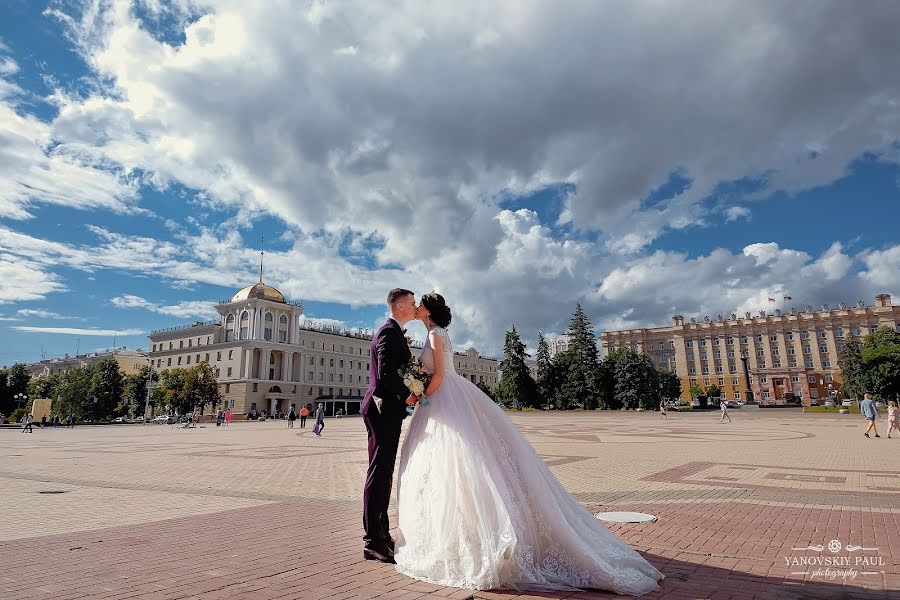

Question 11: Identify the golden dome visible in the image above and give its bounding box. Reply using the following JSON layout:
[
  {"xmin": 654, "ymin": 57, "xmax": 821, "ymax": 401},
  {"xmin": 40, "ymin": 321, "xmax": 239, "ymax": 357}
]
[{"xmin": 231, "ymin": 283, "xmax": 286, "ymax": 303}]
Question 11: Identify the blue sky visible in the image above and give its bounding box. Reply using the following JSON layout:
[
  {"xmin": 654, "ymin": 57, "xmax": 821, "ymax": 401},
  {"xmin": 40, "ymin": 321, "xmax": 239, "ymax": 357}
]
[{"xmin": 1, "ymin": 1, "xmax": 899, "ymax": 366}]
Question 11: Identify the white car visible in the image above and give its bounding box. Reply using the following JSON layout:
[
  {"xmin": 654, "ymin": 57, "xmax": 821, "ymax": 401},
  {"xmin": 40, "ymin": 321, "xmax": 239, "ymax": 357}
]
[
  {"xmin": 841, "ymin": 399, "xmax": 854, "ymax": 407},
  {"xmin": 152, "ymin": 415, "xmax": 171, "ymax": 424}
]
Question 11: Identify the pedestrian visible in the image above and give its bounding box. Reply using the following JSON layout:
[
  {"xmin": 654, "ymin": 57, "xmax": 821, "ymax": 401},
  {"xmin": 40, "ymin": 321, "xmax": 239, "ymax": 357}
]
[
  {"xmin": 224, "ymin": 408, "xmax": 232, "ymax": 426},
  {"xmin": 720, "ymin": 399, "xmax": 731, "ymax": 423},
  {"xmin": 22, "ymin": 413, "xmax": 34, "ymax": 434},
  {"xmin": 887, "ymin": 400, "xmax": 899, "ymax": 439},
  {"xmin": 191, "ymin": 407, "xmax": 201, "ymax": 428},
  {"xmin": 299, "ymin": 405, "xmax": 309, "ymax": 429},
  {"xmin": 40, "ymin": 415, "xmax": 47, "ymax": 428},
  {"xmin": 314, "ymin": 403, "xmax": 325, "ymax": 436},
  {"xmin": 288, "ymin": 407, "xmax": 297, "ymax": 428},
  {"xmin": 68, "ymin": 414, "xmax": 76, "ymax": 428},
  {"xmin": 659, "ymin": 403, "xmax": 667, "ymax": 419},
  {"xmin": 53, "ymin": 415, "xmax": 59, "ymax": 427},
  {"xmin": 862, "ymin": 392, "xmax": 880, "ymax": 438}
]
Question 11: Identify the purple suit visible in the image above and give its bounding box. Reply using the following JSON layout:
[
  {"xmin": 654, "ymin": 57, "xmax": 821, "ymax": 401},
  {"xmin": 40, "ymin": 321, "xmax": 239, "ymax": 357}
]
[{"xmin": 361, "ymin": 318, "xmax": 412, "ymax": 551}]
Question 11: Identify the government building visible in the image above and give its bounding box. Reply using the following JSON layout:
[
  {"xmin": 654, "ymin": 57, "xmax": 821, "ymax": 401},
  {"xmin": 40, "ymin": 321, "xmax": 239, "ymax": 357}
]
[
  {"xmin": 26, "ymin": 348, "xmax": 149, "ymax": 379},
  {"xmin": 600, "ymin": 294, "xmax": 899, "ymax": 405},
  {"xmin": 148, "ymin": 279, "xmax": 499, "ymax": 418}
]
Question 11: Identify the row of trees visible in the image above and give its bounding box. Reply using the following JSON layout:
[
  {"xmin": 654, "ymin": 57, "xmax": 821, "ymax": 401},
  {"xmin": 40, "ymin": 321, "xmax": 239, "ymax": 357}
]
[
  {"xmin": 838, "ymin": 327, "xmax": 900, "ymax": 400},
  {"xmin": 497, "ymin": 304, "xmax": 682, "ymax": 410},
  {"xmin": 0, "ymin": 359, "xmax": 222, "ymax": 421}
]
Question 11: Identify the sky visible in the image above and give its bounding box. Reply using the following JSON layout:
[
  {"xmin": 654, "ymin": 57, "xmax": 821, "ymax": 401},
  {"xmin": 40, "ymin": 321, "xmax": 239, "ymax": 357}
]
[{"xmin": 1, "ymin": 0, "xmax": 899, "ymax": 366}]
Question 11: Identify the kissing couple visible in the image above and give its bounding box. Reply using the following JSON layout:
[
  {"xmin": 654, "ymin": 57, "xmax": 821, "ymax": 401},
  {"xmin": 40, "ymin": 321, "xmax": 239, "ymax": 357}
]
[{"xmin": 360, "ymin": 289, "xmax": 664, "ymax": 596}]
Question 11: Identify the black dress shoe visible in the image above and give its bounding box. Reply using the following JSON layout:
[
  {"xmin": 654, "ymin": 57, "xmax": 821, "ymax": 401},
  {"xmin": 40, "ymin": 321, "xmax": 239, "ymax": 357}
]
[{"xmin": 363, "ymin": 547, "xmax": 396, "ymax": 563}]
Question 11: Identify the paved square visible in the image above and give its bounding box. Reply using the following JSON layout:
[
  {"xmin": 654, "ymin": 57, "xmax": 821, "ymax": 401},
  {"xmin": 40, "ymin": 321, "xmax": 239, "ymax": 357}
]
[{"xmin": 1, "ymin": 410, "xmax": 898, "ymax": 599}]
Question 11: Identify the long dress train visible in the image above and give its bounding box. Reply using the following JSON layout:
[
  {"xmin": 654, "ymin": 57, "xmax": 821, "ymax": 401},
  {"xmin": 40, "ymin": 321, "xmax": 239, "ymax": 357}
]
[{"xmin": 394, "ymin": 327, "xmax": 663, "ymax": 596}]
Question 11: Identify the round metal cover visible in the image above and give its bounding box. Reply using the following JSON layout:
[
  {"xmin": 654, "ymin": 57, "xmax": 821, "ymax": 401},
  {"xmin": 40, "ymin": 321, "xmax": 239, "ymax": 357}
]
[{"xmin": 595, "ymin": 511, "xmax": 657, "ymax": 523}]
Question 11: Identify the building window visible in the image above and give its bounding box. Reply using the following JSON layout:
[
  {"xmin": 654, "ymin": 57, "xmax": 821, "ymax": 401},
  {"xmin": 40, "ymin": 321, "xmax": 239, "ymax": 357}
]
[
  {"xmin": 217, "ymin": 351, "xmax": 222, "ymax": 361},
  {"xmin": 225, "ymin": 383, "xmax": 230, "ymax": 393},
  {"xmin": 763, "ymin": 391, "xmax": 771, "ymax": 399},
  {"xmin": 734, "ymin": 391, "xmax": 741, "ymax": 400},
  {"xmin": 339, "ymin": 374, "xmax": 343, "ymax": 382},
  {"xmin": 167, "ymin": 358, "xmax": 172, "ymax": 366},
  {"xmin": 819, "ymin": 344, "xmax": 828, "ymax": 353},
  {"xmin": 690, "ymin": 379, "xmax": 697, "ymax": 386},
  {"xmin": 758, "ymin": 360, "xmax": 766, "ymax": 369},
  {"xmin": 785, "ymin": 332, "xmax": 794, "ymax": 341},
  {"xmin": 726, "ymin": 337, "xmax": 734, "ymax": 345},
  {"xmin": 807, "ymin": 375, "xmax": 816, "ymax": 383},
  {"xmin": 169, "ymin": 341, "xmax": 173, "ymax": 350},
  {"xmin": 240, "ymin": 311, "xmax": 249, "ymax": 340},
  {"xmin": 308, "ymin": 371, "xmax": 314, "ymax": 380},
  {"xmin": 788, "ymin": 347, "xmax": 795, "ymax": 355},
  {"xmin": 789, "ymin": 361, "xmax": 797, "ymax": 368},
  {"xmin": 727, "ymin": 350, "xmax": 735, "ymax": 358},
  {"xmin": 761, "ymin": 377, "xmax": 768, "ymax": 384},
  {"xmin": 826, "ymin": 374, "xmax": 834, "ymax": 382},
  {"xmin": 819, "ymin": 330, "xmax": 827, "ymax": 339},
  {"xmin": 801, "ymin": 331, "xmax": 810, "ymax": 340},
  {"xmin": 686, "ymin": 340, "xmax": 693, "ymax": 348},
  {"xmin": 699, "ymin": 339, "xmax": 706, "ymax": 347},
  {"xmin": 803, "ymin": 346, "xmax": 811, "ymax": 354},
  {"xmin": 870, "ymin": 325, "xmax": 878, "ymax": 334},
  {"xmin": 308, "ymin": 356, "xmax": 314, "ymax": 365},
  {"xmin": 721, "ymin": 392, "xmax": 727, "ymax": 399},
  {"xmin": 227, "ymin": 367, "xmax": 232, "ymax": 377},
  {"xmin": 228, "ymin": 350, "xmax": 234, "ymax": 359},
  {"xmin": 179, "ymin": 340, "xmax": 184, "ymax": 349},
  {"xmin": 252, "ymin": 383, "xmax": 258, "ymax": 392},
  {"xmin": 700, "ymin": 352, "xmax": 708, "ymax": 360},
  {"xmin": 791, "ymin": 375, "xmax": 800, "ymax": 383},
  {"xmin": 836, "ymin": 327, "xmax": 844, "ymax": 337},
  {"xmin": 716, "ymin": 365, "xmax": 723, "ymax": 373},
  {"xmin": 329, "ymin": 373, "xmax": 334, "ymax": 382},
  {"xmin": 339, "ymin": 359, "xmax": 344, "ymax": 368},
  {"xmin": 329, "ymin": 358, "xmax": 335, "ymax": 367},
  {"xmin": 755, "ymin": 335, "xmax": 762, "ymax": 343},
  {"xmin": 823, "ymin": 359, "xmax": 831, "ymax": 367},
  {"xmin": 771, "ymin": 348, "xmax": 780, "ymax": 356},
  {"xmin": 769, "ymin": 334, "xmax": 777, "ymax": 342},
  {"xmin": 186, "ymin": 355, "xmax": 191, "ymax": 364},
  {"xmin": 732, "ymin": 378, "xmax": 739, "ymax": 385},
  {"xmin": 188, "ymin": 339, "xmax": 192, "ymax": 348},
  {"xmin": 729, "ymin": 363, "xmax": 737, "ymax": 373},
  {"xmin": 806, "ymin": 360, "xmax": 814, "ymax": 368},
  {"xmin": 714, "ymin": 350, "xmax": 721, "ymax": 359},
  {"xmin": 689, "ymin": 366, "xmax": 696, "ymax": 374},
  {"xmin": 757, "ymin": 349, "xmax": 765, "ymax": 357},
  {"xmin": 264, "ymin": 312, "xmax": 274, "ymax": 341},
  {"xmin": 320, "ymin": 357, "xmax": 325, "ymax": 366},
  {"xmin": 669, "ymin": 341, "xmax": 675, "ymax": 349},
  {"xmin": 740, "ymin": 336, "xmax": 748, "ymax": 344},
  {"xmin": 178, "ymin": 356, "xmax": 182, "ymax": 365},
  {"xmin": 704, "ymin": 378, "xmax": 711, "ymax": 386},
  {"xmin": 152, "ymin": 343, "xmax": 156, "ymax": 352},
  {"xmin": 157, "ymin": 359, "xmax": 161, "ymax": 367},
  {"xmin": 773, "ymin": 362, "xmax": 781, "ymax": 368},
  {"xmin": 718, "ymin": 378, "xmax": 724, "ymax": 386},
  {"xmin": 701, "ymin": 366, "xmax": 709, "ymax": 374},
  {"xmin": 278, "ymin": 315, "xmax": 288, "ymax": 343}
]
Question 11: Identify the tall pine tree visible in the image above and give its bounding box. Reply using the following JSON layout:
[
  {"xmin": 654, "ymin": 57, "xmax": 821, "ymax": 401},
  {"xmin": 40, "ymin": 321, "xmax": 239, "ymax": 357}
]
[
  {"xmin": 562, "ymin": 303, "xmax": 600, "ymax": 409},
  {"xmin": 498, "ymin": 326, "xmax": 536, "ymax": 410},
  {"xmin": 535, "ymin": 332, "xmax": 553, "ymax": 410}
]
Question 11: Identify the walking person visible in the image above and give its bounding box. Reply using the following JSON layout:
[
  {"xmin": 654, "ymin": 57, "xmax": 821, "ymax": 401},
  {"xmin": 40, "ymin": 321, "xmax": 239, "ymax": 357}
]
[
  {"xmin": 40, "ymin": 415, "xmax": 47, "ymax": 428},
  {"xmin": 288, "ymin": 407, "xmax": 297, "ymax": 429},
  {"xmin": 720, "ymin": 399, "xmax": 731, "ymax": 423},
  {"xmin": 299, "ymin": 405, "xmax": 309, "ymax": 429},
  {"xmin": 224, "ymin": 408, "xmax": 232, "ymax": 426},
  {"xmin": 862, "ymin": 392, "xmax": 880, "ymax": 438},
  {"xmin": 659, "ymin": 402, "xmax": 668, "ymax": 419},
  {"xmin": 21, "ymin": 413, "xmax": 34, "ymax": 433},
  {"xmin": 887, "ymin": 400, "xmax": 899, "ymax": 439},
  {"xmin": 314, "ymin": 403, "xmax": 325, "ymax": 436}
]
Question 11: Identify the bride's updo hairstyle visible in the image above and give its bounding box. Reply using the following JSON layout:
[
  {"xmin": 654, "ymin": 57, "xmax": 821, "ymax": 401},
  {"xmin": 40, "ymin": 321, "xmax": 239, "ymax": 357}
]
[{"xmin": 421, "ymin": 293, "xmax": 452, "ymax": 328}]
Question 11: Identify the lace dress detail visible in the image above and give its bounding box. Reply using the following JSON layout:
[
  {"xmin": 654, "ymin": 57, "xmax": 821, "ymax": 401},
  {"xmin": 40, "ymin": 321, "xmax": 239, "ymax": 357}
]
[{"xmin": 394, "ymin": 328, "xmax": 664, "ymax": 596}]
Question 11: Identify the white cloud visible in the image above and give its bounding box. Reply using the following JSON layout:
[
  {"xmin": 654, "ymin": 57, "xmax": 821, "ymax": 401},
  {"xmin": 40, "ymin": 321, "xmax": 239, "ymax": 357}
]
[
  {"xmin": 13, "ymin": 326, "xmax": 144, "ymax": 336},
  {"xmin": 111, "ymin": 294, "xmax": 219, "ymax": 319},
  {"xmin": 16, "ymin": 309, "xmax": 70, "ymax": 319},
  {"xmin": 0, "ymin": 258, "xmax": 67, "ymax": 303},
  {"xmin": 725, "ymin": 206, "xmax": 751, "ymax": 222}
]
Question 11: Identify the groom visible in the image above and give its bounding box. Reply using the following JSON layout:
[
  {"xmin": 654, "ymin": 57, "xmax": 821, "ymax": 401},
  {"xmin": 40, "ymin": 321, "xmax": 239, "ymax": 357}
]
[{"xmin": 361, "ymin": 288, "xmax": 418, "ymax": 563}]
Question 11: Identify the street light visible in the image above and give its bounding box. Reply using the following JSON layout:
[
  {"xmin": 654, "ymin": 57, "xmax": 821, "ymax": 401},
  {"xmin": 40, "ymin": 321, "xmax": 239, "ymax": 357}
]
[{"xmin": 13, "ymin": 392, "xmax": 28, "ymax": 409}]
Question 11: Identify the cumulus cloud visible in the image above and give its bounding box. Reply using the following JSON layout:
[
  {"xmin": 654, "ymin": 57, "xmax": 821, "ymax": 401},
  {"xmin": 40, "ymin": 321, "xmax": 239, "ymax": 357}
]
[
  {"xmin": 111, "ymin": 294, "xmax": 219, "ymax": 319},
  {"xmin": 16, "ymin": 309, "xmax": 71, "ymax": 319},
  {"xmin": 4, "ymin": 1, "xmax": 900, "ymax": 354},
  {"xmin": 0, "ymin": 258, "xmax": 67, "ymax": 303}
]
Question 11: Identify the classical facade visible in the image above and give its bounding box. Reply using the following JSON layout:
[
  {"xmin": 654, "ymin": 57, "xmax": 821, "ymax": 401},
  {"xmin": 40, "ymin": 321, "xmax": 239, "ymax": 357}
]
[
  {"xmin": 26, "ymin": 348, "xmax": 149, "ymax": 379},
  {"xmin": 148, "ymin": 281, "xmax": 499, "ymax": 418},
  {"xmin": 600, "ymin": 294, "xmax": 900, "ymax": 405}
]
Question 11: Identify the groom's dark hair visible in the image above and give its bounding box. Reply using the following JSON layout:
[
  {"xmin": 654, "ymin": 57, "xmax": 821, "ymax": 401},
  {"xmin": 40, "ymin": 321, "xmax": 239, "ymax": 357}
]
[{"xmin": 387, "ymin": 288, "xmax": 414, "ymax": 306}]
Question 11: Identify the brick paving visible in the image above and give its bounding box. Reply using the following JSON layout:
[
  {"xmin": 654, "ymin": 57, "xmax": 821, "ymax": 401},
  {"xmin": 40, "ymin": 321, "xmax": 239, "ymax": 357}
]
[{"xmin": 1, "ymin": 410, "xmax": 898, "ymax": 599}]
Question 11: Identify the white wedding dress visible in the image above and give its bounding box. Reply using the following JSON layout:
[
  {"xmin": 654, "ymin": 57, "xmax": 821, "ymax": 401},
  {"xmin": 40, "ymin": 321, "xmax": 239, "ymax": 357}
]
[{"xmin": 393, "ymin": 327, "xmax": 664, "ymax": 596}]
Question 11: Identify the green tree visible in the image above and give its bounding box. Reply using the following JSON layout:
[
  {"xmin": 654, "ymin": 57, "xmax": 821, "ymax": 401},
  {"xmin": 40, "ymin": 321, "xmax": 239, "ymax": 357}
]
[
  {"xmin": 595, "ymin": 349, "xmax": 621, "ymax": 409},
  {"xmin": 498, "ymin": 326, "xmax": 536, "ymax": 410},
  {"xmin": 182, "ymin": 362, "xmax": 222, "ymax": 414},
  {"xmin": 57, "ymin": 365, "xmax": 94, "ymax": 419},
  {"xmin": 658, "ymin": 370, "xmax": 682, "ymax": 403},
  {"xmin": 612, "ymin": 350, "xmax": 661, "ymax": 410},
  {"xmin": 123, "ymin": 366, "xmax": 159, "ymax": 418},
  {"xmin": 157, "ymin": 369, "xmax": 188, "ymax": 415},
  {"xmin": 0, "ymin": 370, "xmax": 11, "ymax": 415},
  {"xmin": 705, "ymin": 384, "xmax": 721, "ymax": 401},
  {"xmin": 28, "ymin": 375, "xmax": 60, "ymax": 403},
  {"xmin": 534, "ymin": 332, "xmax": 553, "ymax": 410},
  {"xmin": 88, "ymin": 358, "xmax": 125, "ymax": 420},
  {"xmin": 860, "ymin": 326, "xmax": 900, "ymax": 400},
  {"xmin": 564, "ymin": 304, "xmax": 600, "ymax": 409},
  {"xmin": 838, "ymin": 333, "xmax": 865, "ymax": 400},
  {"xmin": 7, "ymin": 363, "xmax": 30, "ymax": 411},
  {"xmin": 475, "ymin": 381, "xmax": 496, "ymax": 401}
]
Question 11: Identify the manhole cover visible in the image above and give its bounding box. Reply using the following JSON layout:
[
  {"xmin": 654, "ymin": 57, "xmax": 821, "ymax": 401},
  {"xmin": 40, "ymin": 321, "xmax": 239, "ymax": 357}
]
[
  {"xmin": 595, "ymin": 511, "xmax": 657, "ymax": 523},
  {"xmin": 38, "ymin": 490, "xmax": 68, "ymax": 494}
]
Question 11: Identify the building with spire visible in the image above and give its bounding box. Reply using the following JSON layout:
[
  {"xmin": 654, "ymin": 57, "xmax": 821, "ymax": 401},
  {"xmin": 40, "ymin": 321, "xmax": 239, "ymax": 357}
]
[{"xmin": 147, "ymin": 249, "xmax": 499, "ymax": 418}]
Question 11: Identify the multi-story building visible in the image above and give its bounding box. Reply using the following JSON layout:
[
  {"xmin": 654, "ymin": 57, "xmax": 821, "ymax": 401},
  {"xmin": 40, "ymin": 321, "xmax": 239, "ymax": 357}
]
[
  {"xmin": 26, "ymin": 348, "xmax": 149, "ymax": 379},
  {"xmin": 148, "ymin": 280, "xmax": 499, "ymax": 418},
  {"xmin": 600, "ymin": 294, "xmax": 899, "ymax": 405},
  {"xmin": 548, "ymin": 334, "xmax": 570, "ymax": 357}
]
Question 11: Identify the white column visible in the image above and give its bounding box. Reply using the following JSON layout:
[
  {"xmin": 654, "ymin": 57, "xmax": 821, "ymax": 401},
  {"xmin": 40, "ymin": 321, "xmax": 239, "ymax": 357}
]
[
  {"xmin": 269, "ymin": 396, "xmax": 277, "ymax": 416},
  {"xmin": 244, "ymin": 348, "xmax": 253, "ymax": 379},
  {"xmin": 284, "ymin": 353, "xmax": 292, "ymax": 382},
  {"xmin": 261, "ymin": 349, "xmax": 271, "ymax": 380}
]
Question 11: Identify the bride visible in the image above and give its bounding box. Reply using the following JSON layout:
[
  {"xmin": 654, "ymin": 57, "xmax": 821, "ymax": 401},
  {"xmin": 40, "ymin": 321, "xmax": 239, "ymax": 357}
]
[{"xmin": 393, "ymin": 293, "xmax": 664, "ymax": 597}]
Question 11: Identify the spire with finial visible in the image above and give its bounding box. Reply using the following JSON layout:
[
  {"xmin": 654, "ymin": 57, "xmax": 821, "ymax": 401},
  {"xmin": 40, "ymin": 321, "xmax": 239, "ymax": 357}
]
[{"xmin": 259, "ymin": 235, "xmax": 264, "ymax": 283}]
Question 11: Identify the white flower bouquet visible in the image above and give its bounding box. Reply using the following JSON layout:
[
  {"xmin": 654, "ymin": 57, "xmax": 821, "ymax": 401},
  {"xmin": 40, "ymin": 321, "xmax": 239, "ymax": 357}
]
[{"xmin": 399, "ymin": 357, "xmax": 432, "ymax": 406}]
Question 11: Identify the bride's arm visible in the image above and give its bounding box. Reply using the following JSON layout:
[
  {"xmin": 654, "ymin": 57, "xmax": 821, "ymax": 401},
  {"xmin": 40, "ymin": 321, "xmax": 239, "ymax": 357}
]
[{"xmin": 422, "ymin": 331, "xmax": 445, "ymax": 397}]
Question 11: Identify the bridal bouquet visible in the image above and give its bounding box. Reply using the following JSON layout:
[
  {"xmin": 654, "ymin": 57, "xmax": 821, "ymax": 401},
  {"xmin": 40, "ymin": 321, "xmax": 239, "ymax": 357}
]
[{"xmin": 399, "ymin": 357, "xmax": 432, "ymax": 406}]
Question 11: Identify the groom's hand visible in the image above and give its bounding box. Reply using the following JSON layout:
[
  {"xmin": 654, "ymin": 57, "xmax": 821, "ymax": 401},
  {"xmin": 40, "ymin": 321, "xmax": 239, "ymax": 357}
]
[{"xmin": 405, "ymin": 394, "xmax": 419, "ymax": 406}]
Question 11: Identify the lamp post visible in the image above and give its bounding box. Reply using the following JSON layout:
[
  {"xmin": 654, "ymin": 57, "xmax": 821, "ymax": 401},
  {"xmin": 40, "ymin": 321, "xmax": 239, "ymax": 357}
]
[
  {"xmin": 13, "ymin": 392, "xmax": 28, "ymax": 410},
  {"xmin": 143, "ymin": 359, "xmax": 155, "ymax": 425}
]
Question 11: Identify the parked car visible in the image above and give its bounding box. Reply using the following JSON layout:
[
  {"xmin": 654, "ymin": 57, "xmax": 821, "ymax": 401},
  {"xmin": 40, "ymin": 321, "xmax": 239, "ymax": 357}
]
[
  {"xmin": 152, "ymin": 415, "xmax": 174, "ymax": 424},
  {"xmin": 726, "ymin": 401, "xmax": 739, "ymax": 408},
  {"xmin": 112, "ymin": 417, "xmax": 128, "ymax": 423},
  {"xmin": 841, "ymin": 399, "xmax": 854, "ymax": 407},
  {"xmin": 810, "ymin": 400, "xmax": 819, "ymax": 406},
  {"xmin": 825, "ymin": 399, "xmax": 835, "ymax": 407},
  {"xmin": 134, "ymin": 416, "xmax": 144, "ymax": 422}
]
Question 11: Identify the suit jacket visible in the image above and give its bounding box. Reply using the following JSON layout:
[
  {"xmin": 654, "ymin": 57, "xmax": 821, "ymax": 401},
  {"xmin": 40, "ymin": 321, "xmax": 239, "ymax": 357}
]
[{"xmin": 361, "ymin": 318, "xmax": 412, "ymax": 420}]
